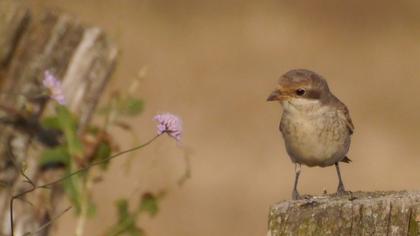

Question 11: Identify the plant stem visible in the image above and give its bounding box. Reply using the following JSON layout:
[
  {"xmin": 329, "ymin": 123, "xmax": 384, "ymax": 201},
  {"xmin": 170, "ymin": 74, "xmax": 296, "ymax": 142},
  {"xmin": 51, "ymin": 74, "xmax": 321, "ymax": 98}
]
[
  {"xmin": 38, "ymin": 134, "xmax": 160, "ymax": 189},
  {"xmin": 75, "ymin": 180, "xmax": 88, "ymax": 236},
  {"xmin": 10, "ymin": 134, "xmax": 161, "ymax": 236}
]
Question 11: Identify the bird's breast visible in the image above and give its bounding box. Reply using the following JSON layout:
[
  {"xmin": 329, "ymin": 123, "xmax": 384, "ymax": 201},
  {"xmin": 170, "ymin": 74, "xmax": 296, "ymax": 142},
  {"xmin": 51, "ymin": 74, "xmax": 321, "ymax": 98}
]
[{"xmin": 279, "ymin": 107, "xmax": 350, "ymax": 167}]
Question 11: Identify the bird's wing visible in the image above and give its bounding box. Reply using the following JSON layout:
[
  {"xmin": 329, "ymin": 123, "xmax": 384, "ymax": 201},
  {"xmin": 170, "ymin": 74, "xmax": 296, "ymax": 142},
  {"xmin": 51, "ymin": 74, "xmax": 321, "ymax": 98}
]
[
  {"xmin": 338, "ymin": 102, "xmax": 354, "ymax": 135},
  {"xmin": 329, "ymin": 94, "xmax": 354, "ymax": 135}
]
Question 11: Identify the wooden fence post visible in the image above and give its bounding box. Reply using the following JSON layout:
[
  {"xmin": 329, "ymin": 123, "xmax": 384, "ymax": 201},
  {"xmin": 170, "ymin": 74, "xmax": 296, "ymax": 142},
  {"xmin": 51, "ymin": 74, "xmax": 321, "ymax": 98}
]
[
  {"xmin": 268, "ymin": 191, "xmax": 420, "ymax": 236},
  {"xmin": 0, "ymin": 1, "xmax": 117, "ymax": 235}
]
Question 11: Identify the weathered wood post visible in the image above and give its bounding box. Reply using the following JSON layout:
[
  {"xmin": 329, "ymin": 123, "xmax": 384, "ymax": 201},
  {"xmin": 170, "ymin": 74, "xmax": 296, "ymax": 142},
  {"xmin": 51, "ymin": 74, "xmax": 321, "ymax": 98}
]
[
  {"xmin": 0, "ymin": 1, "xmax": 117, "ymax": 235},
  {"xmin": 268, "ymin": 191, "xmax": 420, "ymax": 235}
]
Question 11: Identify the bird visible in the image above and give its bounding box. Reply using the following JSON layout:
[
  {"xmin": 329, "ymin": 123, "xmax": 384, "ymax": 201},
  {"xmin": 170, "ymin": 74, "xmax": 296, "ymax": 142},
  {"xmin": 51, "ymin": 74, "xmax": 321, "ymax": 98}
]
[{"xmin": 267, "ymin": 69, "xmax": 354, "ymax": 200}]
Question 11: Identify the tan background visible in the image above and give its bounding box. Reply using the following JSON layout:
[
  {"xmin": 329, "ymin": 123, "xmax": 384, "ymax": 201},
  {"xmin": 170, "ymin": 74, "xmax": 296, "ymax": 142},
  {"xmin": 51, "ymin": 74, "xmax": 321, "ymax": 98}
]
[{"xmin": 30, "ymin": 1, "xmax": 420, "ymax": 235}]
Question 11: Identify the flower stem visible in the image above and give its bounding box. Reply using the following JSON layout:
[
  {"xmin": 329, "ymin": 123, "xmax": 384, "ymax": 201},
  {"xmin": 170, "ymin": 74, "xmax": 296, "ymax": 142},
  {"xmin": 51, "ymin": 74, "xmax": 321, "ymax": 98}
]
[
  {"xmin": 9, "ymin": 134, "xmax": 162, "ymax": 235},
  {"xmin": 38, "ymin": 134, "xmax": 161, "ymax": 189}
]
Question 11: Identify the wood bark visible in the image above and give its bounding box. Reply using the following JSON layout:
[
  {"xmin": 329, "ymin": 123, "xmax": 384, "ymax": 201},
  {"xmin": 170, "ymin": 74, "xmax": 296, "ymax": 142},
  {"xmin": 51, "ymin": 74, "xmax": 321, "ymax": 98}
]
[
  {"xmin": 0, "ymin": 1, "xmax": 117, "ymax": 235},
  {"xmin": 268, "ymin": 191, "xmax": 420, "ymax": 236},
  {"xmin": 0, "ymin": 0, "xmax": 30, "ymax": 68}
]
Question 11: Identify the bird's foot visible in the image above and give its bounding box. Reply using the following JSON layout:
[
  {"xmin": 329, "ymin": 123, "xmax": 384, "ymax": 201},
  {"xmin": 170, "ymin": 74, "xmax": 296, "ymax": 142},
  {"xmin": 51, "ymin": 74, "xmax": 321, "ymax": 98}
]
[
  {"xmin": 292, "ymin": 191, "xmax": 313, "ymax": 200},
  {"xmin": 336, "ymin": 185, "xmax": 350, "ymax": 196},
  {"xmin": 292, "ymin": 190, "xmax": 301, "ymax": 200},
  {"xmin": 301, "ymin": 194, "xmax": 313, "ymax": 200}
]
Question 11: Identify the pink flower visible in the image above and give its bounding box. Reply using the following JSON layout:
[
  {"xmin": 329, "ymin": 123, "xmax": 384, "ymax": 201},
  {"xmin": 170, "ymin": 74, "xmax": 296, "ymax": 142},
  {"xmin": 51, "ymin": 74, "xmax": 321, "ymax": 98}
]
[
  {"xmin": 43, "ymin": 71, "xmax": 66, "ymax": 105},
  {"xmin": 154, "ymin": 113, "xmax": 182, "ymax": 141}
]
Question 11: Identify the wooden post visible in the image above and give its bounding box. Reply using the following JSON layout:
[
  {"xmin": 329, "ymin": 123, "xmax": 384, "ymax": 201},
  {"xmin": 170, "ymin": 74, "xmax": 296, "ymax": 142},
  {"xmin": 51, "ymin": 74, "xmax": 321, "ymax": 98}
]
[
  {"xmin": 268, "ymin": 191, "xmax": 420, "ymax": 236},
  {"xmin": 0, "ymin": 1, "xmax": 117, "ymax": 235}
]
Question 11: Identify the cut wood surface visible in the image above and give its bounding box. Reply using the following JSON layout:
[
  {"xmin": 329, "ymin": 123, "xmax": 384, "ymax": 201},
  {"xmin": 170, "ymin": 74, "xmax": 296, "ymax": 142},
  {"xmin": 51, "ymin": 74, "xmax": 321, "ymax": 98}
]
[
  {"xmin": 0, "ymin": 0, "xmax": 117, "ymax": 235},
  {"xmin": 268, "ymin": 191, "xmax": 420, "ymax": 236}
]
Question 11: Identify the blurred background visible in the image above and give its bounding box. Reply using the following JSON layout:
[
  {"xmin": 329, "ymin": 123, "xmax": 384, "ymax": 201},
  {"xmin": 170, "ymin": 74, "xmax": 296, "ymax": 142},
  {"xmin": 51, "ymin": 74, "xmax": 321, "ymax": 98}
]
[{"xmin": 29, "ymin": 0, "xmax": 420, "ymax": 235}]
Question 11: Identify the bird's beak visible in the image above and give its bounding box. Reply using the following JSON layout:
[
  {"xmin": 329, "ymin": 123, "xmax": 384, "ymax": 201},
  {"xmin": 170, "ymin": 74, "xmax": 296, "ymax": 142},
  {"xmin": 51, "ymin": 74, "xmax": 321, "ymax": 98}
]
[{"xmin": 267, "ymin": 89, "xmax": 282, "ymax": 101}]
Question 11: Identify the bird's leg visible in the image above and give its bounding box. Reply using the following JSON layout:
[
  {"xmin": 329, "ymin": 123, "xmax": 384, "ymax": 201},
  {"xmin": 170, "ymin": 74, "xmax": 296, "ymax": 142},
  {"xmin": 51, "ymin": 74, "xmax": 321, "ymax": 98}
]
[
  {"xmin": 335, "ymin": 162, "xmax": 346, "ymax": 195},
  {"xmin": 292, "ymin": 163, "xmax": 301, "ymax": 200}
]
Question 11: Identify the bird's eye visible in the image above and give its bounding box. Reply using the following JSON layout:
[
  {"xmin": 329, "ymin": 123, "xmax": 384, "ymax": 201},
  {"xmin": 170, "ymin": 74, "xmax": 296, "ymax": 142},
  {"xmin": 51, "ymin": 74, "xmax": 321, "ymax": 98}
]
[{"xmin": 295, "ymin": 88, "xmax": 306, "ymax": 96}]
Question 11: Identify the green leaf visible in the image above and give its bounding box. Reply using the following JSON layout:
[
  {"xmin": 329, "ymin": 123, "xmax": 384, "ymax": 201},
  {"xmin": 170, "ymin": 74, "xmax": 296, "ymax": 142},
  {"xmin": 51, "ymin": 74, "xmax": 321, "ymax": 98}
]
[
  {"xmin": 116, "ymin": 199, "xmax": 130, "ymax": 222},
  {"xmin": 87, "ymin": 200, "xmax": 97, "ymax": 217},
  {"xmin": 120, "ymin": 97, "xmax": 144, "ymax": 116},
  {"xmin": 85, "ymin": 125, "xmax": 101, "ymax": 135},
  {"xmin": 56, "ymin": 105, "xmax": 83, "ymax": 156},
  {"xmin": 63, "ymin": 172, "xmax": 82, "ymax": 214},
  {"xmin": 97, "ymin": 96, "xmax": 144, "ymax": 119},
  {"xmin": 105, "ymin": 199, "xmax": 145, "ymax": 236},
  {"xmin": 93, "ymin": 142, "xmax": 112, "ymax": 170},
  {"xmin": 41, "ymin": 116, "xmax": 61, "ymax": 130},
  {"xmin": 127, "ymin": 227, "xmax": 144, "ymax": 236},
  {"xmin": 138, "ymin": 193, "xmax": 159, "ymax": 217},
  {"xmin": 39, "ymin": 146, "xmax": 70, "ymax": 168}
]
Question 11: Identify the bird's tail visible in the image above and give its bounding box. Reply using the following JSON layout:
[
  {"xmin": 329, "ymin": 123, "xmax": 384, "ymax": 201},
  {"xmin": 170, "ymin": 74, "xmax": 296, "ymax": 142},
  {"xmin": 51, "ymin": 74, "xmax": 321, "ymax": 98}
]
[{"xmin": 341, "ymin": 156, "xmax": 352, "ymax": 163}]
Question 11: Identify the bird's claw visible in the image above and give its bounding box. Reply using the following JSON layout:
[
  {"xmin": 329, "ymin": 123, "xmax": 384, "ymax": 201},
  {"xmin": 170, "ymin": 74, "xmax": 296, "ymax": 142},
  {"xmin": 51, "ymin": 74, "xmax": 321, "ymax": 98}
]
[
  {"xmin": 292, "ymin": 191, "xmax": 313, "ymax": 200},
  {"xmin": 336, "ymin": 185, "xmax": 350, "ymax": 197},
  {"xmin": 292, "ymin": 190, "xmax": 301, "ymax": 200}
]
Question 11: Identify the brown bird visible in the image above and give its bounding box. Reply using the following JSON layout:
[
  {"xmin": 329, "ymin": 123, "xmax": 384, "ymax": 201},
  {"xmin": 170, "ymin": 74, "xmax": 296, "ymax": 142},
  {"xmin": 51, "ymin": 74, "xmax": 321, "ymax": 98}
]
[{"xmin": 267, "ymin": 69, "xmax": 354, "ymax": 200}]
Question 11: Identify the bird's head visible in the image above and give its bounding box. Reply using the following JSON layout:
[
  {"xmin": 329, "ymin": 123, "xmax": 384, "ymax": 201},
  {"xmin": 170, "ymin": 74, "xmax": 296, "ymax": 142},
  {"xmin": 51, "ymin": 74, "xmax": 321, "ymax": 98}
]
[{"xmin": 267, "ymin": 69, "xmax": 331, "ymax": 109}]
